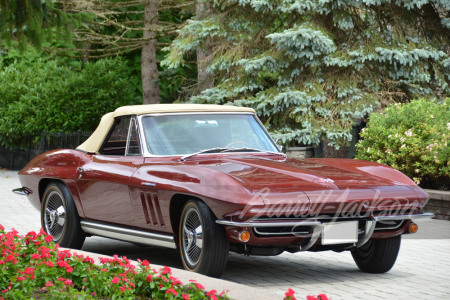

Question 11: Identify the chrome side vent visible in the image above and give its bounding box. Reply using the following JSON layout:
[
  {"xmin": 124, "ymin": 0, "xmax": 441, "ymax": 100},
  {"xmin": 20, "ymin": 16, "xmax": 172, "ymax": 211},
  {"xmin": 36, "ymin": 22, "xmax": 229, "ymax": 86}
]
[{"xmin": 140, "ymin": 192, "xmax": 165, "ymax": 227}]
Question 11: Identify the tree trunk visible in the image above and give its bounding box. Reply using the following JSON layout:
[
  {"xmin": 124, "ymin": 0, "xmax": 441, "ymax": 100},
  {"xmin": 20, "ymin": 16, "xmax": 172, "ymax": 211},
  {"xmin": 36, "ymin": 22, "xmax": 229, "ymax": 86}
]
[
  {"xmin": 141, "ymin": 0, "xmax": 161, "ymax": 104},
  {"xmin": 81, "ymin": 42, "xmax": 91, "ymax": 63},
  {"xmin": 322, "ymin": 138, "xmax": 349, "ymax": 158},
  {"xmin": 196, "ymin": 1, "xmax": 214, "ymax": 92}
]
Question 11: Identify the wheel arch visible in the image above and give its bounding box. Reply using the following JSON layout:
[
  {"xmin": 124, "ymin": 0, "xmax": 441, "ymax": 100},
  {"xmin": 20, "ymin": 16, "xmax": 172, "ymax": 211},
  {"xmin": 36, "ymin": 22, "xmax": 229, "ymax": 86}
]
[
  {"xmin": 39, "ymin": 178, "xmax": 59, "ymax": 203},
  {"xmin": 38, "ymin": 178, "xmax": 86, "ymax": 219}
]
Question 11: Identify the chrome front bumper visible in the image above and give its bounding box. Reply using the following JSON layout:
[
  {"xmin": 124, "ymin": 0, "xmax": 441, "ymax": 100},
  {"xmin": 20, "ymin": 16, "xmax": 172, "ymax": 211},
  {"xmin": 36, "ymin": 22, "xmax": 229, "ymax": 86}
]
[{"xmin": 216, "ymin": 212, "xmax": 435, "ymax": 251}]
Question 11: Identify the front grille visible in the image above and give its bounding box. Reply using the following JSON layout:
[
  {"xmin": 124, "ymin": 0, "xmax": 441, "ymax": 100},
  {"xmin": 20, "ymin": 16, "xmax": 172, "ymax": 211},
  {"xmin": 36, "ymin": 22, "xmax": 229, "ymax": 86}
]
[
  {"xmin": 374, "ymin": 220, "xmax": 404, "ymax": 231},
  {"xmin": 254, "ymin": 226, "xmax": 312, "ymax": 236},
  {"xmin": 251, "ymin": 215, "xmax": 403, "ymax": 237}
]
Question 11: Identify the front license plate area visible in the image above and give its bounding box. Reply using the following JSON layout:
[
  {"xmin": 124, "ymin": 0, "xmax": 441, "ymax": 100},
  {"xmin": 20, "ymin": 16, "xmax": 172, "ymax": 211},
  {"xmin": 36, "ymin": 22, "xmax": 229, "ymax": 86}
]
[{"xmin": 321, "ymin": 221, "xmax": 358, "ymax": 245}]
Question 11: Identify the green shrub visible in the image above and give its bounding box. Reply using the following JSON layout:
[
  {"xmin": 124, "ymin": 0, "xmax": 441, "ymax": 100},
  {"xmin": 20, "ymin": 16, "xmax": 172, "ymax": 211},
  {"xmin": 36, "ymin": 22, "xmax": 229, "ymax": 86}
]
[
  {"xmin": 0, "ymin": 56, "xmax": 141, "ymax": 149},
  {"xmin": 355, "ymin": 99, "xmax": 449, "ymax": 190}
]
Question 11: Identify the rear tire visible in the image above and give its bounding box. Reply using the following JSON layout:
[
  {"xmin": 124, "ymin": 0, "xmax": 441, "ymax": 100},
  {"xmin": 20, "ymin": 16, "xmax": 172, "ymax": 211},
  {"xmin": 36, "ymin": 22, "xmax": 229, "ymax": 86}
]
[
  {"xmin": 41, "ymin": 181, "xmax": 85, "ymax": 249},
  {"xmin": 351, "ymin": 235, "xmax": 401, "ymax": 273},
  {"xmin": 179, "ymin": 200, "xmax": 229, "ymax": 278}
]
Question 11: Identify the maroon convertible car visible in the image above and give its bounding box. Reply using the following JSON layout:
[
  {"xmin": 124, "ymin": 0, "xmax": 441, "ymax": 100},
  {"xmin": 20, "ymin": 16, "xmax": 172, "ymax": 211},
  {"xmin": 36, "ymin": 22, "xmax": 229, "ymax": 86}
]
[{"xmin": 14, "ymin": 104, "xmax": 433, "ymax": 277}]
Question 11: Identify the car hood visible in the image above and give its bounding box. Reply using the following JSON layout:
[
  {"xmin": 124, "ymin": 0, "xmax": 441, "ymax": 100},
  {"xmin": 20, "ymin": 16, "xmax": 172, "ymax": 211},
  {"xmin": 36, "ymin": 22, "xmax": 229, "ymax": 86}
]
[
  {"xmin": 202, "ymin": 155, "xmax": 423, "ymax": 214},
  {"xmin": 205, "ymin": 156, "xmax": 393, "ymax": 190}
]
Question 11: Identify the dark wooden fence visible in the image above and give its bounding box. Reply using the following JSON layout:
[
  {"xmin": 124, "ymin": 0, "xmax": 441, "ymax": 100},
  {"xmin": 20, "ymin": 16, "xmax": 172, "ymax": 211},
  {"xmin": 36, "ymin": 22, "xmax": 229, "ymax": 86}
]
[{"xmin": 0, "ymin": 130, "xmax": 92, "ymax": 170}]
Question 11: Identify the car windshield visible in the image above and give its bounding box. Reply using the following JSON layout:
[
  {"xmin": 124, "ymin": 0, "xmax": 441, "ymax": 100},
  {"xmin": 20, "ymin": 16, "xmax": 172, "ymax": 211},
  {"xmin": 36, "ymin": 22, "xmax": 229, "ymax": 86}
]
[{"xmin": 141, "ymin": 113, "xmax": 280, "ymax": 156}]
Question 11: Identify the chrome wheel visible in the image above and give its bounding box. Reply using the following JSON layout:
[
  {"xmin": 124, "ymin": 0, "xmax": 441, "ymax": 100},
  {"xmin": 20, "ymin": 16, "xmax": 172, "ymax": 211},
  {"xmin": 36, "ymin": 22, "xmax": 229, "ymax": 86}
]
[
  {"xmin": 181, "ymin": 207, "xmax": 203, "ymax": 266},
  {"xmin": 43, "ymin": 190, "xmax": 66, "ymax": 241},
  {"xmin": 179, "ymin": 200, "xmax": 229, "ymax": 277}
]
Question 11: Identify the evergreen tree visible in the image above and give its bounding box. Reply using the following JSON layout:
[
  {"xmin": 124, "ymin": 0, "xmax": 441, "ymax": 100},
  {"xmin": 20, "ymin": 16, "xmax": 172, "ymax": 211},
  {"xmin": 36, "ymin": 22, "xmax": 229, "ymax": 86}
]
[
  {"xmin": 163, "ymin": 0, "xmax": 449, "ymax": 151},
  {"xmin": 0, "ymin": 0, "xmax": 70, "ymax": 50}
]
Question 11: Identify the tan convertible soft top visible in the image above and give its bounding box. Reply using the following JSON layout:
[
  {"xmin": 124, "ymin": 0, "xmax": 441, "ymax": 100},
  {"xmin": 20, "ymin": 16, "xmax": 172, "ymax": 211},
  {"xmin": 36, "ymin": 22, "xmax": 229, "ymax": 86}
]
[{"xmin": 77, "ymin": 104, "xmax": 255, "ymax": 153}]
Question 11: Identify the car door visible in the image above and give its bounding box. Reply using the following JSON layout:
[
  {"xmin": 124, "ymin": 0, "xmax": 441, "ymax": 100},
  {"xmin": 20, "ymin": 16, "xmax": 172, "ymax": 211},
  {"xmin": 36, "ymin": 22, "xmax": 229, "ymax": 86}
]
[{"xmin": 76, "ymin": 116, "xmax": 144, "ymax": 225}]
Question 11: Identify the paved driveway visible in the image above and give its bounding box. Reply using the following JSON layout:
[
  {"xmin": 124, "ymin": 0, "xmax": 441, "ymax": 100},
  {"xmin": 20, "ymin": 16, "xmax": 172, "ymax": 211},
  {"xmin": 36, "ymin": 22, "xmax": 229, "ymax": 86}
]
[{"xmin": 2, "ymin": 170, "xmax": 450, "ymax": 299}]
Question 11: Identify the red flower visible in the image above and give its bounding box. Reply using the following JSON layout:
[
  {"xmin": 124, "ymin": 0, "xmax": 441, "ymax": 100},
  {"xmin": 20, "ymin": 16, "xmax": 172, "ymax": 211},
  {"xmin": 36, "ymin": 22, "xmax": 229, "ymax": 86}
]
[
  {"xmin": 31, "ymin": 254, "xmax": 41, "ymax": 260},
  {"xmin": 16, "ymin": 277, "xmax": 25, "ymax": 282},
  {"xmin": 162, "ymin": 266, "xmax": 171, "ymax": 275},
  {"xmin": 194, "ymin": 283, "xmax": 205, "ymax": 290},
  {"xmin": 182, "ymin": 294, "xmax": 190, "ymax": 300},
  {"xmin": 83, "ymin": 256, "xmax": 94, "ymax": 264},
  {"xmin": 64, "ymin": 279, "xmax": 73, "ymax": 285},
  {"xmin": 5, "ymin": 254, "xmax": 15, "ymax": 262},
  {"xmin": 119, "ymin": 286, "xmax": 126, "ymax": 292},
  {"xmin": 44, "ymin": 235, "xmax": 53, "ymax": 242},
  {"xmin": 38, "ymin": 246, "xmax": 51, "ymax": 259},
  {"xmin": 57, "ymin": 250, "xmax": 72, "ymax": 260},
  {"xmin": 45, "ymin": 261, "xmax": 54, "ymax": 267},
  {"xmin": 0, "ymin": 224, "xmax": 4, "ymax": 231},
  {"xmin": 99, "ymin": 257, "xmax": 110, "ymax": 264},
  {"xmin": 24, "ymin": 267, "xmax": 35, "ymax": 275},
  {"xmin": 206, "ymin": 289, "xmax": 218, "ymax": 300},
  {"xmin": 166, "ymin": 288, "xmax": 178, "ymax": 296},
  {"xmin": 0, "ymin": 260, "xmax": 4, "ymax": 265},
  {"xmin": 141, "ymin": 259, "xmax": 150, "ymax": 266},
  {"xmin": 66, "ymin": 266, "xmax": 73, "ymax": 273},
  {"xmin": 285, "ymin": 288, "xmax": 296, "ymax": 300},
  {"xmin": 45, "ymin": 281, "xmax": 53, "ymax": 287},
  {"xmin": 169, "ymin": 276, "xmax": 182, "ymax": 286},
  {"xmin": 307, "ymin": 296, "xmax": 318, "ymax": 300},
  {"xmin": 112, "ymin": 277, "xmax": 120, "ymax": 284},
  {"xmin": 318, "ymin": 295, "xmax": 329, "ymax": 300},
  {"xmin": 146, "ymin": 275, "xmax": 153, "ymax": 282},
  {"xmin": 57, "ymin": 261, "xmax": 69, "ymax": 268},
  {"xmin": 26, "ymin": 231, "xmax": 37, "ymax": 240}
]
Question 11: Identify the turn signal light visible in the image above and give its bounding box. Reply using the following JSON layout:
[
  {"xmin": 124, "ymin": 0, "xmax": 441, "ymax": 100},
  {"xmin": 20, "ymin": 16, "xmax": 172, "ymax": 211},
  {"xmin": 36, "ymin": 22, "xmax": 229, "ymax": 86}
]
[
  {"xmin": 409, "ymin": 222, "xmax": 419, "ymax": 234},
  {"xmin": 239, "ymin": 230, "xmax": 250, "ymax": 243}
]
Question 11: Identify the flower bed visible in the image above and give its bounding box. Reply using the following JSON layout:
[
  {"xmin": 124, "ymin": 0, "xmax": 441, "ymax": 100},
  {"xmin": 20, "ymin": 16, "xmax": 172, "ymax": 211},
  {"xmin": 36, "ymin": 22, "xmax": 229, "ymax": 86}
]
[
  {"xmin": 0, "ymin": 224, "xmax": 227, "ymax": 299},
  {"xmin": 1, "ymin": 224, "xmax": 328, "ymax": 300}
]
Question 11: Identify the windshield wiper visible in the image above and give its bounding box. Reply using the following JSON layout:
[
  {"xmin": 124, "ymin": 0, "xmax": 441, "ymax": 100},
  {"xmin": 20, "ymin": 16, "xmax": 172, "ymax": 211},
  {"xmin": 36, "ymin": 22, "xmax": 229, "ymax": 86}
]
[
  {"xmin": 180, "ymin": 147, "xmax": 287, "ymax": 161},
  {"xmin": 222, "ymin": 147, "xmax": 287, "ymax": 158},
  {"xmin": 180, "ymin": 147, "xmax": 230, "ymax": 161}
]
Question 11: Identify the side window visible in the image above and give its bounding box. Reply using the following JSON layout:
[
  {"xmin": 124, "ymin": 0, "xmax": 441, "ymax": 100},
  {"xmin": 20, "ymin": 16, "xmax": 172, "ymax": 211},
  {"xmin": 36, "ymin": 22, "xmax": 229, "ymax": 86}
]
[
  {"xmin": 126, "ymin": 118, "xmax": 141, "ymax": 156},
  {"xmin": 100, "ymin": 117, "xmax": 131, "ymax": 156}
]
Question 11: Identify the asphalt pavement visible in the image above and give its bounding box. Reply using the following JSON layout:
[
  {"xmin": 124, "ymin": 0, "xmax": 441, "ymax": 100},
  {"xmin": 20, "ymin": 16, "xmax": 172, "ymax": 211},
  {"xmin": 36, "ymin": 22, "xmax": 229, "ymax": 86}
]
[{"xmin": 1, "ymin": 169, "xmax": 450, "ymax": 299}]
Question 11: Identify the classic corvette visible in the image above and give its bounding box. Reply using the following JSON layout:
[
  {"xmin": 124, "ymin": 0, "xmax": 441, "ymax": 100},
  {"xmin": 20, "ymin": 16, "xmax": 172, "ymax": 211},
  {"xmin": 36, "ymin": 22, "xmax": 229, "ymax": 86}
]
[{"xmin": 14, "ymin": 104, "xmax": 433, "ymax": 277}]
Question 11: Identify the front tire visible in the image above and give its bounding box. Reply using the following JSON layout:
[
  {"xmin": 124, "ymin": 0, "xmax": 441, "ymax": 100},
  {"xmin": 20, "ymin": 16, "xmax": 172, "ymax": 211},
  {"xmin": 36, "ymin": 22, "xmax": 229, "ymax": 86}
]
[
  {"xmin": 351, "ymin": 235, "xmax": 401, "ymax": 273},
  {"xmin": 179, "ymin": 200, "xmax": 229, "ymax": 278},
  {"xmin": 41, "ymin": 181, "xmax": 85, "ymax": 249}
]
